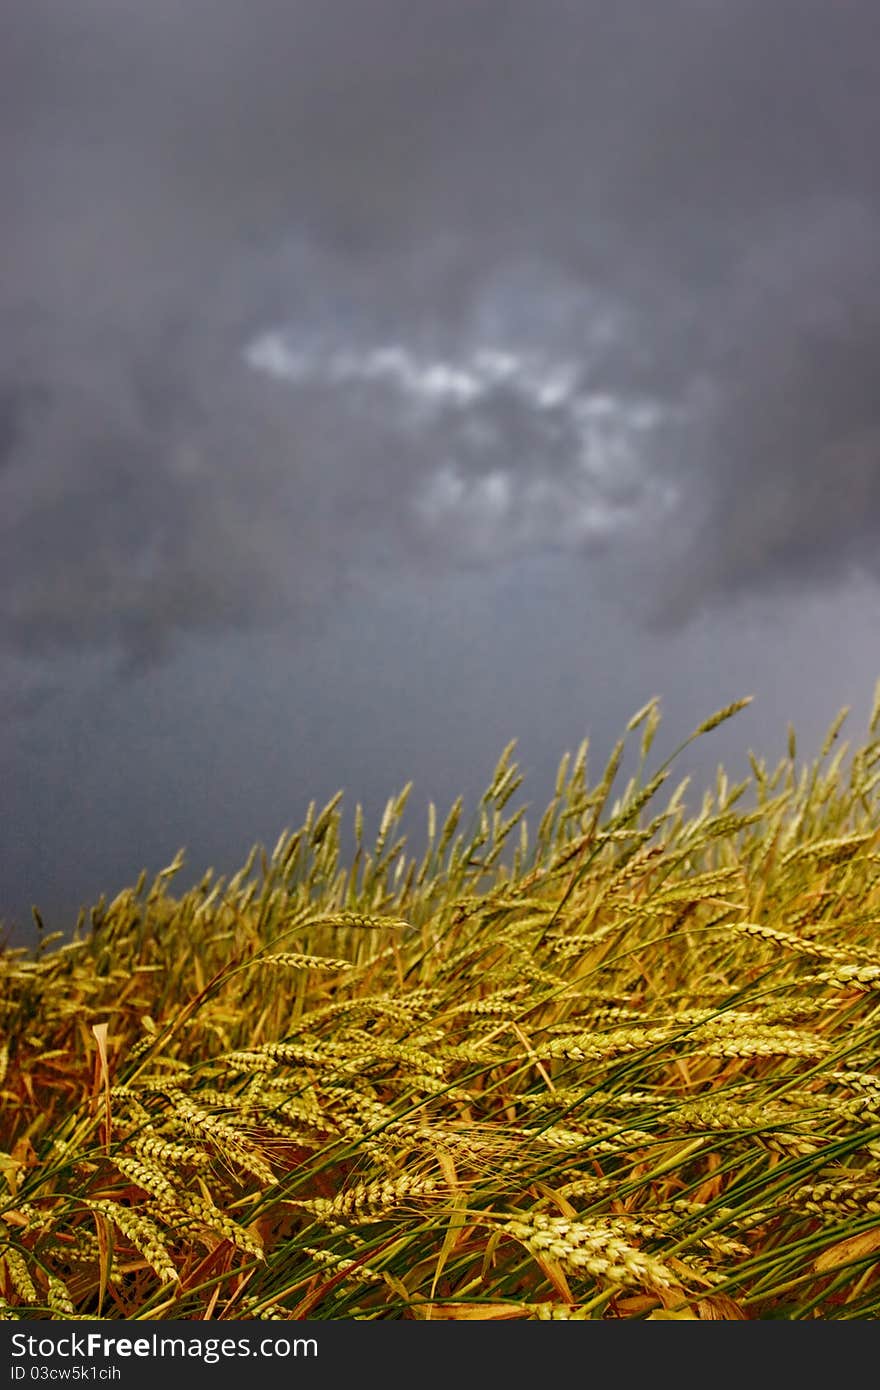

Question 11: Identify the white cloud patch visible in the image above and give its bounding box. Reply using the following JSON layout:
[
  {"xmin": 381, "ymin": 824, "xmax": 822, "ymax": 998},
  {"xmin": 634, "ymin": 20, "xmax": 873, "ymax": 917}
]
[
  {"xmin": 244, "ymin": 330, "xmax": 680, "ymax": 561},
  {"xmin": 244, "ymin": 334, "xmax": 577, "ymax": 413}
]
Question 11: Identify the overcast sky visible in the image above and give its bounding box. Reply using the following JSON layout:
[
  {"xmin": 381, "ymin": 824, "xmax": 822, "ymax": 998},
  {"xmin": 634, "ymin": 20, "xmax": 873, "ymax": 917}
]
[{"xmin": 3, "ymin": 0, "xmax": 880, "ymax": 942}]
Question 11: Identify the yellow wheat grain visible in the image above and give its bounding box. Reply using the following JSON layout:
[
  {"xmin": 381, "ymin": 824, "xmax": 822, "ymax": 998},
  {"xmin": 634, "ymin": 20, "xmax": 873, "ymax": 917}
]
[
  {"xmin": 524, "ymin": 1121, "xmax": 656, "ymax": 1150},
  {"xmin": 753, "ymin": 998, "xmax": 839, "ymax": 1023},
  {"xmin": 434, "ymin": 1041, "xmax": 507, "ymax": 1064},
  {"xmin": 0, "ymin": 1202, "xmax": 39, "ymax": 1233},
  {"xmin": 257, "ymin": 952, "xmax": 352, "ymax": 970},
  {"xmin": 698, "ymin": 1027, "xmax": 830, "ymax": 1059},
  {"xmin": 45, "ymin": 1274, "xmax": 75, "ymax": 1316},
  {"xmin": 303, "ymin": 1247, "xmax": 387, "ymax": 1285},
  {"xmin": 826, "ymin": 1071, "xmax": 880, "ymax": 1093},
  {"xmin": 168, "ymin": 1098, "xmax": 275, "ymax": 1186},
  {"xmin": 241, "ymin": 1111, "xmax": 323, "ymax": 1149},
  {"xmin": 732, "ymin": 921, "xmax": 862, "ymax": 962},
  {"xmin": 601, "ymin": 1212, "xmax": 750, "ymax": 1260},
  {"xmin": 502, "ymin": 1213, "xmax": 683, "ymax": 1291},
  {"xmin": 509, "ymin": 963, "xmax": 575, "ymax": 992},
  {"xmin": 256, "ymin": 1042, "xmax": 334, "ymax": 1066},
  {"xmin": 400, "ymin": 1076, "xmax": 475, "ymax": 1102},
  {"xmin": 298, "ymin": 993, "xmax": 434, "ymax": 1030},
  {"xmin": 555, "ymin": 1090, "xmax": 659, "ymax": 1114},
  {"xmin": 649, "ymin": 868, "xmax": 745, "ymax": 906},
  {"xmin": 131, "ymin": 1133, "xmax": 212, "ymax": 1168},
  {"xmin": 332, "ymin": 1093, "xmax": 394, "ymax": 1127},
  {"xmin": 114, "ymin": 1155, "xmax": 184, "ymax": 1205},
  {"xmin": 794, "ymin": 1180, "xmax": 880, "ymax": 1217},
  {"xmin": 85, "ymin": 1201, "xmax": 178, "ymax": 1284},
  {"xmin": 534, "ymin": 1303, "xmax": 593, "ymax": 1319},
  {"xmin": 809, "ymin": 963, "xmax": 880, "ymax": 991},
  {"xmin": 293, "ymin": 1174, "xmax": 446, "ymax": 1222},
  {"xmin": 832, "ymin": 1092, "xmax": 880, "ymax": 1120},
  {"xmin": 274, "ymin": 1095, "xmax": 331, "ymax": 1129},
  {"xmin": 223, "ymin": 1051, "xmax": 282, "ymax": 1074},
  {"xmin": 540, "ymin": 1024, "xmax": 682, "ymax": 1061},
  {"xmin": 302, "ymin": 911, "xmax": 411, "ymax": 931},
  {"xmin": 1, "ymin": 1246, "xmax": 37, "ymax": 1304},
  {"xmin": 672, "ymin": 1095, "xmax": 821, "ymax": 1133},
  {"xmin": 552, "ymin": 1168, "xmax": 619, "ymax": 1194},
  {"xmin": 548, "ymin": 926, "xmax": 631, "ymax": 957},
  {"xmin": 153, "ymin": 1196, "xmax": 264, "ymax": 1259},
  {"xmin": 239, "ymin": 1299, "xmax": 296, "ymax": 1320},
  {"xmin": 325, "ymin": 1038, "xmax": 446, "ymax": 1076},
  {"xmin": 448, "ymin": 991, "xmax": 529, "ymax": 1017},
  {"xmin": 117, "ymin": 1074, "xmax": 193, "ymax": 1093},
  {"xmin": 692, "ymin": 697, "xmax": 753, "ymax": 738},
  {"xmin": 781, "ymin": 833, "xmax": 874, "ymax": 868}
]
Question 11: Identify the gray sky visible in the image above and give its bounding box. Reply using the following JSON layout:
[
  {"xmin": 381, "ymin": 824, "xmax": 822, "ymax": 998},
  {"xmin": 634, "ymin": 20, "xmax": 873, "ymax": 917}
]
[{"xmin": 3, "ymin": 0, "xmax": 880, "ymax": 941}]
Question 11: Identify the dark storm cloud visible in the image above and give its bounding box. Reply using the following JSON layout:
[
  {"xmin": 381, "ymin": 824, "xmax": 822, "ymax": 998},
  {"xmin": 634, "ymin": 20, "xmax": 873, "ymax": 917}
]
[{"xmin": 3, "ymin": 0, "xmax": 880, "ymax": 691}]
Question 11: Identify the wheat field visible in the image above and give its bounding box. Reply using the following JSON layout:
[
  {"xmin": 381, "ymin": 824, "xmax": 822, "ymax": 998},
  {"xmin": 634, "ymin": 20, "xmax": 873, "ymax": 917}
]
[{"xmin": 4, "ymin": 687, "xmax": 880, "ymax": 1320}]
